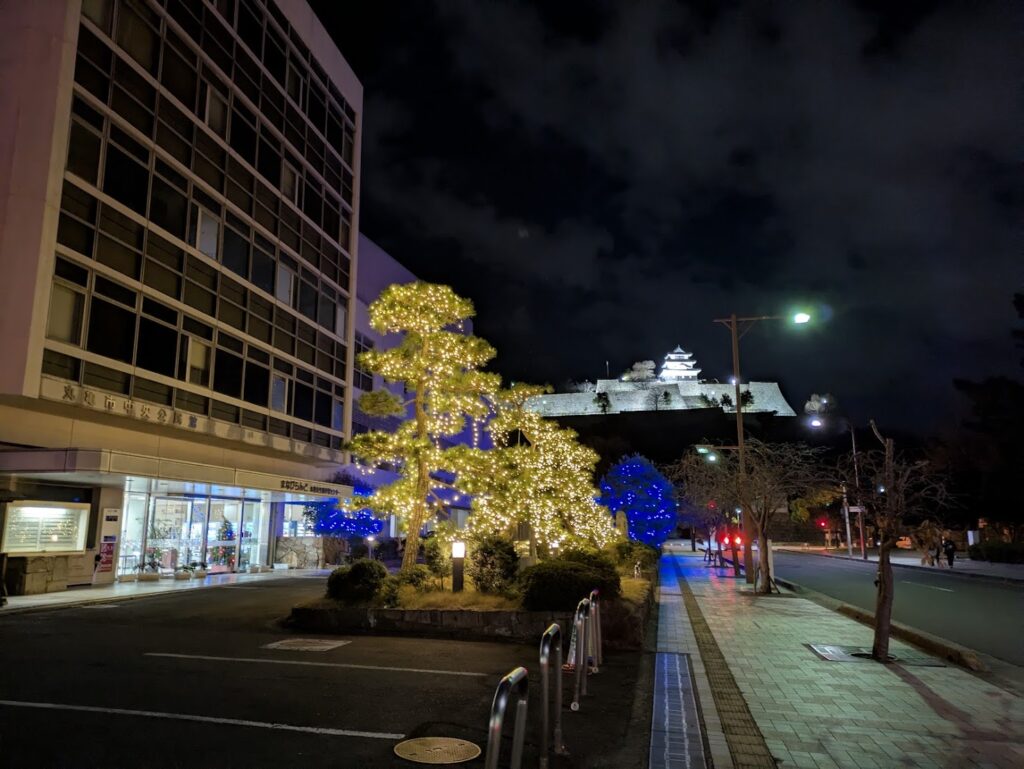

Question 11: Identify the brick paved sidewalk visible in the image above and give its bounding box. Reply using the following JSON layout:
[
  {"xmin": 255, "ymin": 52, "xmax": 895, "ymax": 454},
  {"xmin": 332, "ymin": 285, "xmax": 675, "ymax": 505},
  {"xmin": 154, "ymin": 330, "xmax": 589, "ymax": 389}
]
[{"xmin": 658, "ymin": 551, "xmax": 1024, "ymax": 769}]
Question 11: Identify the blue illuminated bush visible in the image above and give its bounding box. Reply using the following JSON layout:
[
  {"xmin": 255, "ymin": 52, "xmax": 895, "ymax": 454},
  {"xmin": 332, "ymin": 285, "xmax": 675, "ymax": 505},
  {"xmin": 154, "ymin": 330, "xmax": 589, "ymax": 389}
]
[{"xmin": 599, "ymin": 455, "xmax": 678, "ymax": 548}]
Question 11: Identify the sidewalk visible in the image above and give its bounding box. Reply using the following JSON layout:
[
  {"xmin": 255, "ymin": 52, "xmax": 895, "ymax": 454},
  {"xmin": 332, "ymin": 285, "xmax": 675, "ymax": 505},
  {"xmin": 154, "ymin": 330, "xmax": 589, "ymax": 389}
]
[
  {"xmin": 0, "ymin": 568, "xmax": 326, "ymax": 615},
  {"xmin": 652, "ymin": 550, "xmax": 1024, "ymax": 769},
  {"xmin": 776, "ymin": 546, "xmax": 1024, "ymax": 582}
]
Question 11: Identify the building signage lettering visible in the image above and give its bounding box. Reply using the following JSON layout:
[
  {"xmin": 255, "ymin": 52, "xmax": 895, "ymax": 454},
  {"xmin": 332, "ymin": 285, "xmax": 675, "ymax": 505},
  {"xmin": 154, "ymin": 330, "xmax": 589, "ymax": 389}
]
[
  {"xmin": 280, "ymin": 480, "xmax": 342, "ymax": 496},
  {"xmin": 59, "ymin": 383, "xmax": 201, "ymax": 429}
]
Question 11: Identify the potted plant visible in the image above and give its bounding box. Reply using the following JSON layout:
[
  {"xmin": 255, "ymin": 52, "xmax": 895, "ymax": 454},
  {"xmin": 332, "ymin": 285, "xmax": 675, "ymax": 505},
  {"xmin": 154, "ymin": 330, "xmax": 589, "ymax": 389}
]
[
  {"xmin": 118, "ymin": 567, "xmax": 138, "ymax": 583},
  {"xmin": 191, "ymin": 561, "xmax": 208, "ymax": 579},
  {"xmin": 174, "ymin": 565, "xmax": 194, "ymax": 581},
  {"xmin": 138, "ymin": 561, "xmax": 161, "ymax": 582}
]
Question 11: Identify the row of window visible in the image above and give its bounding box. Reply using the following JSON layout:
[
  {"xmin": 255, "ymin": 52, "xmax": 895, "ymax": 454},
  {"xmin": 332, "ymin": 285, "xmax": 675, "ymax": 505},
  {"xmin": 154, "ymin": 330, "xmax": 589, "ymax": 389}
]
[
  {"xmin": 61, "ymin": 106, "xmax": 350, "ymax": 343},
  {"xmin": 73, "ymin": 22, "xmax": 353, "ymax": 275},
  {"xmin": 57, "ymin": 178, "xmax": 350, "ymax": 381},
  {"xmin": 81, "ymin": 0, "xmax": 357, "ymax": 197},
  {"xmin": 353, "ymin": 331, "xmax": 374, "ymax": 392},
  {"xmin": 46, "ymin": 254, "xmax": 346, "ymax": 438}
]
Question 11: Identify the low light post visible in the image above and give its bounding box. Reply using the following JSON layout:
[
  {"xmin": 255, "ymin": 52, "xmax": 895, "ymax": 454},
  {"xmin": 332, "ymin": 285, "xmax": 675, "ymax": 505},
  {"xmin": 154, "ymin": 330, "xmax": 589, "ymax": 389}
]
[
  {"xmin": 367, "ymin": 535, "xmax": 375, "ymax": 560},
  {"xmin": 713, "ymin": 310, "xmax": 811, "ymax": 583},
  {"xmin": 451, "ymin": 540, "xmax": 465, "ymax": 592}
]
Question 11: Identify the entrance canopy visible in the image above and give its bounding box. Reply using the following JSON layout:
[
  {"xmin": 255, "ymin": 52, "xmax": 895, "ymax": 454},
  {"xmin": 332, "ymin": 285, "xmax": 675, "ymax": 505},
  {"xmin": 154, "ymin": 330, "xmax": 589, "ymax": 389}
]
[{"xmin": 0, "ymin": 448, "xmax": 351, "ymax": 503}]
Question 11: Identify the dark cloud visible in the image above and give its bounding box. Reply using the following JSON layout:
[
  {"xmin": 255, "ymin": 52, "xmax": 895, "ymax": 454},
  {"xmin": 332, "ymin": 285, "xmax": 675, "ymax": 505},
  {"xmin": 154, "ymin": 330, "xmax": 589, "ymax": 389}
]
[{"xmin": 316, "ymin": 0, "xmax": 1023, "ymax": 432}]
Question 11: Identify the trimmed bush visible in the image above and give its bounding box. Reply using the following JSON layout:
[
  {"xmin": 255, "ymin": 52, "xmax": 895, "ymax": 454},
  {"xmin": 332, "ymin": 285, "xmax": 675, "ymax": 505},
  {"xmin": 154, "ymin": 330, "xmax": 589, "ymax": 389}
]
[
  {"xmin": 326, "ymin": 558, "xmax": 388, "ymax": 603},
  {"xmin": 968, "ymin": 541, "xmax": 1024, "ymax": 564},
  {"xmin": 559, "ymin": 549, "xmax": 621, "ymax": 598},
  {"xmin": 467, "ymin": 535, "xmax": 519, "ymax": 594},
  {"xmin": 397, "ymin": 564, "xmax": 433, "ymax": 590},
  {"xmin": 613, "ymin": 540, "xmax": 659, "ymax": 572},
  {"xmin": 520, "ymin": 561, "xmax": 612, "ymax": 611},
  {"xmin": 379, "ymin": 575, "xmax": 401, "ymax": 608}
]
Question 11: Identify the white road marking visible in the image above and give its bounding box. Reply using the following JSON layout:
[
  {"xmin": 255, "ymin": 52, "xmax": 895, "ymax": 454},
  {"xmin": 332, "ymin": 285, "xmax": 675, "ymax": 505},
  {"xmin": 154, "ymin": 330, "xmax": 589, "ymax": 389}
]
[
  {"xmin": 0, "ymin": 699, "xmax": 403, "ymax": 740},
  {"xmin": 145, "ymin": 652, "xmax": 488, "ymax": 677},
  {"xmin": 903, "ymin": 581, "xmax": 954, "ymax": 592},
  {"xmin": 263, "ymin": 638, "xmax": 351, "ymax": 652}
]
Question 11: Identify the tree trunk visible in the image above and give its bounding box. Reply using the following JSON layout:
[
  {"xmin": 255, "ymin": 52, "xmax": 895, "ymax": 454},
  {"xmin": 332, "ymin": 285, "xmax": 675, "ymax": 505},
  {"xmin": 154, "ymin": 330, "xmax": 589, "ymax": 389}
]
[
  {"xmin": 402, "ymin": 383, "xmax": 430, "ymax": 572},
  {"xmin": 756, "ymin": 526, "xmax": 771, "ymax": 594},
  {"xmin": 872, "ymin": 540, "xmax": 895, "ymax": 661}
]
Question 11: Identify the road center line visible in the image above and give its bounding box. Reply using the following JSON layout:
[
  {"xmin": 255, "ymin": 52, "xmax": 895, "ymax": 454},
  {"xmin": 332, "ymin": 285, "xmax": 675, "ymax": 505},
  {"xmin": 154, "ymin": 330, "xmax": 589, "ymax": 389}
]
[
  {"xmin": 145, "ymin": 652, "xmax": 488, "ymax": 677},
  {"xmin": 0, "ymin": 699, "xmax": 403, "ymax": 740},
  {"xmin": 902, "ymin": 581, "xmax": 954, "ymax": 592}
]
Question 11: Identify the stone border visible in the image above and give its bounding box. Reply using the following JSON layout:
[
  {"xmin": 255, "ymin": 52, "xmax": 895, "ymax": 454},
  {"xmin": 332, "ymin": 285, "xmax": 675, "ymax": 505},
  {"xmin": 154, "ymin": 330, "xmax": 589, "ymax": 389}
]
[{"xmin": 288, "ymin": 583, "xmax": 654, "ymax": 647}]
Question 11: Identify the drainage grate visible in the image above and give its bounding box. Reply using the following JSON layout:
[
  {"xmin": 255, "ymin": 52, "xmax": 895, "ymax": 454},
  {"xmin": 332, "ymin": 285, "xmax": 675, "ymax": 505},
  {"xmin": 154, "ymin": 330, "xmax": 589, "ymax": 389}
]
[
  {"xmin": 263, "ymin": 639, "xmax": 351, "ymax": 652},
  {"xmin": 807, "ymin": 644, "xmax": 945, "ymax": 666},
  {"xmin": 393, "ymin": 737, "xmax": 481, "ymax": 764}
]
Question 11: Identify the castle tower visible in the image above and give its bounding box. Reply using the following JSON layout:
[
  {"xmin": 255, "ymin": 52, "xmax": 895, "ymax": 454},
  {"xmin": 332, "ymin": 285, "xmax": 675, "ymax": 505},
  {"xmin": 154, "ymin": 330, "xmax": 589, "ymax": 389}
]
[{"xmin": 659, "ymin": 346, "xmax": 701, "ymax": 381}]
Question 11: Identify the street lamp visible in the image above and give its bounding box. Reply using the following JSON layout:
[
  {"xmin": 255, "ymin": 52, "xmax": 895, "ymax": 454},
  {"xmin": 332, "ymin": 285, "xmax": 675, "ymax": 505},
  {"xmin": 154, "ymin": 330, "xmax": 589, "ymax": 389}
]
[
  {"xmin": 367, "ymin": 535, "xmax": 375, "ymax": 560},
  {"xmin": 713, "ymin": 311, "xmax": 811, "ymax": 582},
  {"xmin": 451, "ymin": 540, "xmax": 466, "ymax": 592},
  {"xmin": 807, "ymin": 416, "xmax": 866, "ymax": 559}
]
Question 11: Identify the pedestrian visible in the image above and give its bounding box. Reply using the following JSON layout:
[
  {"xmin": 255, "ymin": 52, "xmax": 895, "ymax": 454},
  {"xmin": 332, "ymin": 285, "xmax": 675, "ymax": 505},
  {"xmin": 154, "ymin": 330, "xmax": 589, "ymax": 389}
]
[
  {"xmin": 942, "ymin": 538, "xmax": 957, "ymax": 569},
  {"xmin": 934, "ymin": 540, "xmax": 943, "ymax": 568}
]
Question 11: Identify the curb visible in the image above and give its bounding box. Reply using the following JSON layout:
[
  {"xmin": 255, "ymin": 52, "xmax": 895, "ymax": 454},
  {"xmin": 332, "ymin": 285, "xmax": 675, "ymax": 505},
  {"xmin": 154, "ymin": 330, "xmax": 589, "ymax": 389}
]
[
  {"xmin": 774, "ymin": 548, "xmax": 1024, "ymax": 586},
  {"xmin": 773, "ymin": 575, "xmax": 986, "ymax": 672}
]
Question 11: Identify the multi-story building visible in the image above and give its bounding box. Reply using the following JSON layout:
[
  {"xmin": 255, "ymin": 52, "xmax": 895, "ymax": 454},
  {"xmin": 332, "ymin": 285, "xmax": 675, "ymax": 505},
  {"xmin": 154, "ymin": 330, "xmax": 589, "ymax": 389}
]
[{"xmin": 0, "ymin": 0, "xmax": 362, "ymax": 593}]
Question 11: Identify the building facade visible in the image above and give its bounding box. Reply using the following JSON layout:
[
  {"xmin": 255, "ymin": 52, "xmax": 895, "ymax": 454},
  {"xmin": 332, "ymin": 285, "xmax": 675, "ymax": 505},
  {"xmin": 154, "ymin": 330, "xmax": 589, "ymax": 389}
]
[{"xmin": 0, "ymin": 0, "xmax": 362, "ymax": 592}]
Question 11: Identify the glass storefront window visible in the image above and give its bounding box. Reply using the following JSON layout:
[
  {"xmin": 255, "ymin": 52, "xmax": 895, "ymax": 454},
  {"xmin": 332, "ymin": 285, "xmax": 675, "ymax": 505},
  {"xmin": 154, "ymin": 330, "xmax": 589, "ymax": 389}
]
[
  {"xmin": 239, "ymin": 500, "xmax": 270, "ymax": 569},
  {"xmin": 281, "ymin": 503, "xmax": 316, "ymax": 537},
  {"xmin": 1, "ymin": 501, "xmax": 90, "ymax": 554},
  {"xmin": 119, "ymin": 493, "xmax": 148, "ymax": 575},
  {"xmin": 206, "ymin": 500, "xmax": 241, "ymax": 573}
]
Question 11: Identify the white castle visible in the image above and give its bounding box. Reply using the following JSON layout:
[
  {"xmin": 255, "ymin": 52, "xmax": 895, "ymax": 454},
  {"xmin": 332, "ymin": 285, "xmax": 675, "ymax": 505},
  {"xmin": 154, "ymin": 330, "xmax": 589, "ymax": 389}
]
[{"xmin": 527, "ymin": 346, "xmax": 797, "ymax": 418}]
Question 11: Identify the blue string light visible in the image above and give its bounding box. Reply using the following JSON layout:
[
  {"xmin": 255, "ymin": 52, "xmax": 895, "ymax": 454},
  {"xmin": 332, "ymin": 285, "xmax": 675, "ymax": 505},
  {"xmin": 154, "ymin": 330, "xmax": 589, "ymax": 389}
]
[{"xmin": 598, "ymin": 454, "xmax": 677, "ymax": 547}]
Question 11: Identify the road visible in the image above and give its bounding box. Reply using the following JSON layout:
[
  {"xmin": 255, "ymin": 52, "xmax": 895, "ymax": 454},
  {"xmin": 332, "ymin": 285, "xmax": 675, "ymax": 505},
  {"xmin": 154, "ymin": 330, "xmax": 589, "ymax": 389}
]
[
  {"xmin": 772, "ymin": 551, "xmax": 1024, "ymax": 666},
  {"xmin": 0, "ymin": 576, "xmax": 644, "ymax": 768}
]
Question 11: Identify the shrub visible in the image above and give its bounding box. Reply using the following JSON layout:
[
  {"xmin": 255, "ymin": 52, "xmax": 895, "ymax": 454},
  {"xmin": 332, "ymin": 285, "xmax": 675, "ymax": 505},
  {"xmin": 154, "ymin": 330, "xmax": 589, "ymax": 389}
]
[
  {"xmin": 397, "ymin": 564, "xmax": 433, "ymax": 590},
  {"xmin": 968, "ymin": 541, "xmax": 1024, "ymax": 564},
  {"xmin": 424, "ymin": 536, "xmax": 452, "ymax": 585},
  {"xmin": 379, "ymin": 575, "xmax": 401, "ymax": 607},
  {"xmin": 467, "ymin": 535, "xmax": 519, "ymax": 594},
  {"xmin": 559, "ymin": 549, "xmax": 621, "ymax": 598},
  {"xmin": 520, "ymin": 561, "xmax": 615, "ymax": 611},
  {"xmin": 613, "ymin": 540, "xmax": 659, "ymax": 572},
  {"xmin": 326, "ymin": 558, "xmax": 388, "ymax": 603}
]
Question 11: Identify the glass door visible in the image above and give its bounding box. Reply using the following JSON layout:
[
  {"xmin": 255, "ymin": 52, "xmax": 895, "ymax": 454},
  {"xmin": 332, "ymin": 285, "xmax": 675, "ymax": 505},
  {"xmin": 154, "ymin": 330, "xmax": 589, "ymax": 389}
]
[
  {"xmin": 206, "ymin": 500, "xmax": 241, "ymax": 573},
  {"xmin": 118, "ymin": 493, "xmax": 149, "ymax": 577},
  {"xmin": 239, "ymin": 500, "xmax": 270, "ymax": 570},
  {"xmin": 186, "ymin": 498, "xmax": 208, "ymax": 569},
  {"xmin": 148, "ymin": 499, "xmax": 191, "ymax": 574}
]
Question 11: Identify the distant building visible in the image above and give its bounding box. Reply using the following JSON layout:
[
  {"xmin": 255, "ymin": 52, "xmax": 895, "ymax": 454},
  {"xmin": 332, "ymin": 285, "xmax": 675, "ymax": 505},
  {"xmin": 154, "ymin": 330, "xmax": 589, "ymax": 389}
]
[{"xmin": 528, "ymin": 347, "xmax": 797, "ymax": 418}]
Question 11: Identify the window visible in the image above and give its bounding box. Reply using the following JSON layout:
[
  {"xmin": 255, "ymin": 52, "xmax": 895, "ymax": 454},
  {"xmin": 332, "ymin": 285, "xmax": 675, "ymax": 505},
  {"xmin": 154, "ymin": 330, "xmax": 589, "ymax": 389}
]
[
  {"xmin": 86, "ymin": 297, "xmax": 136, "ymax": 363},
  {"xmin": 243, "ymin": 361, "xmax": 269, "ymax": 406},
  {"xmin": 286, "ymin": 62, "xmax": 303, "ymax": 107},
  {"xmin": 46, "ymin": 284, "xmax": 84, "ymax": 345},
  {"xmin": 205, "ymin": 88, "xmax": 228, "ymax": 137},
  {"xmin": 332, "ymin": 400, "xmax": 343, "ymax": 431},
  {"xmin": 136, "ymin": 318, "xmax": 177, "ymax": 377},
  {"xmin": 81, "ymin": 0, "xmax": 113, "ymax": 33},
  {"xmin": 115, "ymin": 0, "xmax": 158, "ymax": 74},
  {"xmin": 335, "ymin": 302, "xmax": 347, "ymax": 337},
  {"xmin": 150, "ymin": 177, "xmax": 188, "ymax": 239},
  {"xmin": 222, "ymin": 226, "xmax": 249, "ymax": 278},
  {"xmin": 183, "ymin": 338, "xmax": 211, "ymax": 386},
  {"xmin": 298, "ymin": 279, "xmax": 317, "ymax": 320},
  {"xmin": 213, "ymin": 348, "xmax": 243, "ymax": 397},
  {"xmin": 66, "ymin": 121, "xmax": 101, "ymax": 184},
  {"xmin": 196, "ymin": 209, "xmax": 220, "ymax": 259},
  {"xmin": 281, "ymin": 162, "xmax": 298, "ymax": 204},
  {"xmin": 103, "ymin": 145, "xmax": 149, "ymax": 216},
  {"xmin": 275, "ymin": 263, "xmax": 294, "ymax": 304},
  {"xmin": 270, "ymin": 374, "xmax": 288, "ymax": 412},
  {"xmin": 1, "ymin": 502, "xmax": 90, "ymax": 554}
]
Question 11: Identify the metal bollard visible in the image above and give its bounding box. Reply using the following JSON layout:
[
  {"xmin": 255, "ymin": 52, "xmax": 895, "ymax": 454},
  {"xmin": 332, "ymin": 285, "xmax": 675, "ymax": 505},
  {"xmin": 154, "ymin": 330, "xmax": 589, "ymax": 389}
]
[
  {"xmin": 484, "ymin": 666, "xmax": 529, "ymax": 769},
  {"xmin": 588, "ymin": 588, "xmax": 603, "ymax": 669},
  {"xmin": 539, "ymin": 623, "xmax": 567, "ymax": 769},
  {"xmin": 570, "ymin": 598, "xmax": 590, "ymax": 711}
]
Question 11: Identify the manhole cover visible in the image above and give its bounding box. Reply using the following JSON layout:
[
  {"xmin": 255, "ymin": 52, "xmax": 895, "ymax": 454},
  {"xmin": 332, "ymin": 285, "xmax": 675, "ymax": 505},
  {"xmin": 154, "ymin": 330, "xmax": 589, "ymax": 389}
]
[
  {"xmin": 263, "ymin": 639, "xmax": 351, "ymax": 652},
  {"xmin": 394, "ymin": 737, "xmax": 481, "ymax": 764},
  {"xmin": 807, "ymin": 644, "xmax": 944, "ymax": 666}
]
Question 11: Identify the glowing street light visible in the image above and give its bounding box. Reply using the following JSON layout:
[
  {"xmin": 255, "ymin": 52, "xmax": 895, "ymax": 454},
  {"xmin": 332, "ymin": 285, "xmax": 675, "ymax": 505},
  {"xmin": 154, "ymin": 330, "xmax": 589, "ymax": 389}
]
[
  {"xmin": 793, "ymin": 312, "xmax": 812, "ymax": 324},
  {"xmin": 810, "ymin": 417, "xmax": 823, "ymax": 428}
]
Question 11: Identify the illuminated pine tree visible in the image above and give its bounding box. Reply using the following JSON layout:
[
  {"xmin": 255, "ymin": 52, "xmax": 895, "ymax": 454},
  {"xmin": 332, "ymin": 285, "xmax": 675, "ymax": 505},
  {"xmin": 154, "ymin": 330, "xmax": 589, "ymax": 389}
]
[
  {"xmin": 599, "ymin": 455, "xmax": 678, "ymax": 548},
  {"xmin": 349, "ymin": 283, "xmax": 500, "ymax": 570},
  {"xmin": 462, "ymin": 384, "xmax": 617, "ymax": 550}
]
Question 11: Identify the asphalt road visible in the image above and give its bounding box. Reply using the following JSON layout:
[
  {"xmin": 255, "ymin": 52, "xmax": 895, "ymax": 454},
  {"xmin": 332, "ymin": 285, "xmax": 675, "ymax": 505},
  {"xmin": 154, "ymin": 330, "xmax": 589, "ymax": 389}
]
[
  {"xmin": 0, "ymin": 577, "xmax": 645, "ymax": 768},
  {"xmin": 772, "ymin": 551, "xmax": 1024, "ymax": 666}
]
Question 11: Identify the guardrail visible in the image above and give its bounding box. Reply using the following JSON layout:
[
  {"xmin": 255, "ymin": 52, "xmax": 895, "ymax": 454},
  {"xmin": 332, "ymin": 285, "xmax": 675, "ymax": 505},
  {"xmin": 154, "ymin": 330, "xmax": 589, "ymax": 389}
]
[
  {"xmin": 539, "ymin": 623, "xmax": 566, "ymax": 768},
  {"xmin": 484, "ymin": 666, "xmax": 529, "ymax": 769}
]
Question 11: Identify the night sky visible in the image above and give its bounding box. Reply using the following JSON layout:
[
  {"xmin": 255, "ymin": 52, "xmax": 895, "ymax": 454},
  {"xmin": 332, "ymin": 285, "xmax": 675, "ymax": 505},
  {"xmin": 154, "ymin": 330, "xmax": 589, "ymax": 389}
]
[{"xmin": 313, "ymin": 1, "xmax": 1022, "ymax": 433}]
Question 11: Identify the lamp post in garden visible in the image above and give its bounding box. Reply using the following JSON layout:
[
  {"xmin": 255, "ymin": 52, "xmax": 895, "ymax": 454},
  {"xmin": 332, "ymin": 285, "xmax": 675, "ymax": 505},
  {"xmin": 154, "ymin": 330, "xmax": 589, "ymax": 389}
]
[
  {"xmin": 451, "ymin": 540, "xmax": 466, "ymax": 592},
  {"xmin": 713, "ymin": 311, "xmax": 811, "ymax": 582}
]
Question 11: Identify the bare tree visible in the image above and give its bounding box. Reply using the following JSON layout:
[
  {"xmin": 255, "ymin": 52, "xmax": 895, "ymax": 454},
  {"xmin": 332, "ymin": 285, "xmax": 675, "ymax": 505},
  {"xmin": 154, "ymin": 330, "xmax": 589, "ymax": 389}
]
[
  {"xmin": 669, "ymin": 440, "xmax": 824, "ymax": 591},
  {"xmin": 842, "ymin": 421, "xmax": 948, "ymax": 660},
  {"xmin": 665, "ymin": 453, "xmax": 735, "ymax": 560}
]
